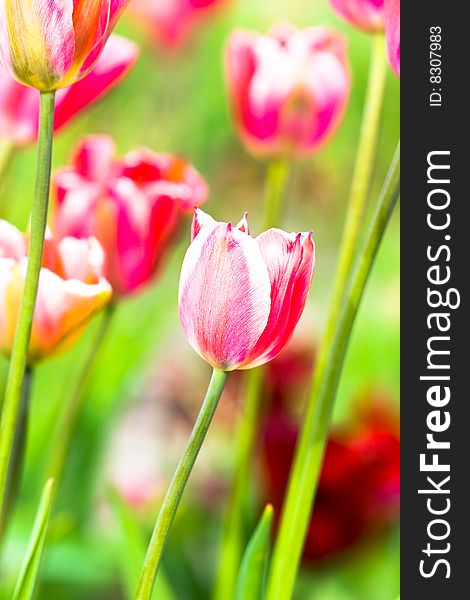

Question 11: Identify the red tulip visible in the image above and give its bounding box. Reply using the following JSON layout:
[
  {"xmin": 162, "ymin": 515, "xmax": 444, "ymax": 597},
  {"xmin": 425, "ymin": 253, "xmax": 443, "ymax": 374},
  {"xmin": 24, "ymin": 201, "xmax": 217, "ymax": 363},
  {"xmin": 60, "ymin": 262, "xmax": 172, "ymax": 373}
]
[
  {"xmin": 261, "ymin": 346, "xmax": 399, "ymax": 560},
  {"xmin": 129, "ymin": 0, "xmax": 222, "ymax": 48},
  {"xmin": 226, "ymin": 24, "xmax": 350, "ymax": 158},
  {"xmin": 330, "ymin": 0, "xmax": 384, "ymax": 32},
  {"xmin": 0, "ymin": 220, "xmax": 111, "ymax": 363},
  {"xmin": 0, "ymin": 0, "xmax": 130, "ymax": 91},
  {"xmin": 0, "ymin": 35, "xmax": 138, "ymax": 147},
  {"xmin": 178, "ymin": 209, "xmax": 315, "ymax": 371},
  {"xmin": 52, "ymin": 135, "xmax": 208, "ymax": 298},
  {"xmin": 384, "ymin": 0, "xmax": 400, "ymax": 77}
]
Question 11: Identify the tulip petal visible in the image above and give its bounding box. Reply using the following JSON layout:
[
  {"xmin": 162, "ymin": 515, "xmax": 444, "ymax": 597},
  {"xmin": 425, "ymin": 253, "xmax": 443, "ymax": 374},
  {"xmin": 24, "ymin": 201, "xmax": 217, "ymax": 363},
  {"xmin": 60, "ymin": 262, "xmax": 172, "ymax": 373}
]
[
  {"xmin": 53, "ymin": 34, "xmax": 138, "ymax": 132},
  {"xmin": 0, "ymin": 0, "xmax": 75, "ymax": 90},
  {"xmin": 242, "ymin": 229, "xmax": 315, "ymax": 368},
  {"xmin": 179, "ymin": 222, "xmax": 271, "ymax": 370},
  {"xmin": 191, "ymin": 208, "xmax": 216, "ymax": 241},
  {"xmin": 29, "ymin": 263, "xmax": 111, "ymax": 361},
  {"xmin": 0, "ymin": 219, "xmax": 27, "ymax": 259}
]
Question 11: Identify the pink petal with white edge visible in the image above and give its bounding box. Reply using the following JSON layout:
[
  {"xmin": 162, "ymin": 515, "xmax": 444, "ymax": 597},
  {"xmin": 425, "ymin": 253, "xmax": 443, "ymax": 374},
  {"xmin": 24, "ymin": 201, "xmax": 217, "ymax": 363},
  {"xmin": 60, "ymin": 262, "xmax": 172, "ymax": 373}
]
[
  {"xmin": 191, "ymin": 208, "xmax": 216, "ymax": 241},
  {"xmin": 241, "ymin": 228, "xmax": 315, "ymax": 368},
  {"xmin": 179, "ymin": 221, "xmax": 271, "ymax": 370}
]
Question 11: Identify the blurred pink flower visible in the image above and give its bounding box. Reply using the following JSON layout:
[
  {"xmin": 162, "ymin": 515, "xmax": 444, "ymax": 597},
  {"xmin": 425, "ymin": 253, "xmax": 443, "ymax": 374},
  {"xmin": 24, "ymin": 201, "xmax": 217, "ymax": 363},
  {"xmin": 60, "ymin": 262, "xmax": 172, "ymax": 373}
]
[
  {"xmin": 0, "ymin": 221, "xmax": 111, "ymax": 363},
  {"xmin": 226, "ymin": 24, "xmax": 350, "ymax": 158},
  {"xmin": 384, "ymin": 0, "xmax": 400, "ymax": 77},
  {"xmin": 129, "ymin": 0, "xmax": 222, "ymax": 48},
  {"xmin": 0, "ymin": 35, "xmax": 138, "ymax": 147},
  {"xmin": 52, "ymin": 136, "xmax": 208, "ymax": 298},
  {"xmin": 330, "ymin": 0, "xmax": 384, "ymax": 32},
  {"xmin": 179, "ymin": 209, "xmax": 315, "ymax": 371},
  {"xmin": 0, "ymin": 0, "xmax": 131, "ymax": 91}
]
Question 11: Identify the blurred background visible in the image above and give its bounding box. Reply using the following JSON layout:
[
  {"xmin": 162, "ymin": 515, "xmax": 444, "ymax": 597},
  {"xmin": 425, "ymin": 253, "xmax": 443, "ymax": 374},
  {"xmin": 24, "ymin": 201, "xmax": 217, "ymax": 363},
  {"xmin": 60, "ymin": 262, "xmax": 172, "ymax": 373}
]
[{"xmin": 0, "ymin": 0, "xmax": 399, "ymax": 598}]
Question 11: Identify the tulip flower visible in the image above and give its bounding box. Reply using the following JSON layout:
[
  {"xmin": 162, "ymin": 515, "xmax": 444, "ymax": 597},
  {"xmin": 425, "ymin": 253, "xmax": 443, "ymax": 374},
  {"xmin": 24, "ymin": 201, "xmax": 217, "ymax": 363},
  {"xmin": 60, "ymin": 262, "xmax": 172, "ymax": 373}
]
[
  {"xmin": 129, "ymin": 0, "xmax": 222, "ymax": 48},
  {"xmin": 330, "ymin": 0, "xmax": 384, "ymax": 32},
  {"xmin": 179, "ymin": 209, "xmax": 315, "ymax": 371},
  {"xmin": 52, "ymin": 135, "xmax": 208, "ymax": 297},
  {"xmin": 384, "ymin": 0, "xmax": 400, "ymax": 77},
  {"xmin": 226, "ymin": 25, "xmax": 350, "ymax": 158},
  {"xmin": 0, "ymin": 0, "xmax": 130, "ymax": 91},
  {"xmin": 0, "ymin": 220, "xmax": 111, "ymax": 363},
  {"xmin": 0, "ymin": 35, "xmax": 138, "ymax": 147}
]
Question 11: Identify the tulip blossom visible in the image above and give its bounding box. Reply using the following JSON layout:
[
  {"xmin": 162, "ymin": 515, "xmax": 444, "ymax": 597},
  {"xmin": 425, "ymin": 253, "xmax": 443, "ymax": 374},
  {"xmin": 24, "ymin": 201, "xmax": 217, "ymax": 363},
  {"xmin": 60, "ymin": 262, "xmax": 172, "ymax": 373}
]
[
  {"xmin": 0, "ymin": 220, "xmax": 111, "ymax": 363},
  {"xmin": 330, "ymin": 0, "xmax": 384, "ymax": 32},
  {"xmin": 384, "ymin": 0, "xmax": 400, "ymax": 77},
  {"xmin": 0, "ymin": 35, "xmax": 138, "ymax": 147},
  {"xmin": 226, "ymin": 25, "xmax": 350, "ymax": 158},
  {"xmin": 0, "ymin": 0, "xmax": 130, "ymax": 91},
  {"xmin": 52, "ymin": 136, "xmax": 208, "ymax": 297},
  {"xmin": 130, "ymin": 0, "xmax": 222, "ymax": 48},
  {"xmin": 179, "ymin": 209, "xmax": 315, "ymax": 371}
]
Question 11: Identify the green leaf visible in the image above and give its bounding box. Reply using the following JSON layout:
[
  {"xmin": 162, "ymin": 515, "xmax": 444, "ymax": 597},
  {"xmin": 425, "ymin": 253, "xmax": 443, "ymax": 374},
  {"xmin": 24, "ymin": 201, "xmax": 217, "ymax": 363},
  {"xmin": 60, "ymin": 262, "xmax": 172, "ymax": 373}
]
[
  {"xmin": 12, "ymin": 478, "xmax": 54, "ymax": 600},
  {"xmin": 234, "ymin": 504, "xmax": 274, "ymax": 600},
  {"xmin": 107, "ymin": 486, "xmax": 175, "ymax": 600}
]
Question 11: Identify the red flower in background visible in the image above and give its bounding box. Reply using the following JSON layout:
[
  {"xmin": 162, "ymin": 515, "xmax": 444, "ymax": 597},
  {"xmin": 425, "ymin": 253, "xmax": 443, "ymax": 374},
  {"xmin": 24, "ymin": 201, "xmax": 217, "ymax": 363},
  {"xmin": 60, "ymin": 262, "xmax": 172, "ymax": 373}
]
[
  {"xmin": 261, "ymin": 345, "xmax": 400, "ymax": 561},
  {"xmin": 52, "ymin": 135, "xmax": 208, "ymax": 298},
  {"xmin": 0, "ymin": 35, "xmax": 138, "ymax": 147},
  {"xmin": 129, "ymin": 0, "xmax": 223, "ymax": 48}
]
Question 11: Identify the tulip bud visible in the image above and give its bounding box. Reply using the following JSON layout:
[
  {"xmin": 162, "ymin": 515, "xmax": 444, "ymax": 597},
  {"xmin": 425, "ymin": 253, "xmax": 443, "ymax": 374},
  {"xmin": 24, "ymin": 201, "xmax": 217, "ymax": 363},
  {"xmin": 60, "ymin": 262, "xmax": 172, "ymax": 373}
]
[
  {"xmin": 52, "ymin": 135, "xmax": 208, "ymax": 297},
  {"xmin": 226, "ymin": 24, "xmax": 350, "ymax": 158},
  {"xmin": 330, "ymin": 0, "xmax": 384, "ymax": 32},
  {"xmin": 178, "ymin": 209, "xmax": 315, "ymax": 371},
  {"xmin": 384, "ymin": 0, "xmax": 400, "ymax": 77},
  {"xmin": 0, "ymin": 221, "xmax": 111, "ymax": 363},
  {"xmin": 0, "ymin": 0, "xmax": 130, "ymax": 91}
]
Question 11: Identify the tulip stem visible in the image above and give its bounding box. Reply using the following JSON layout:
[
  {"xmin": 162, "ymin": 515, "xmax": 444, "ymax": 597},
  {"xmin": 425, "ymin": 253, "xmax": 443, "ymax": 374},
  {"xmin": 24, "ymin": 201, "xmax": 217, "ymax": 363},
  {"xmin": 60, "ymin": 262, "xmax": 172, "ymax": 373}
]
[
  {"xmin": 266, "ymin": 143, "xmax": 400, "ymax": 600},
  {"xmin": 136, "ymin": 368, "xmax": 228, "ymax": 600},
  {"xmin": 0, "ymin": 367, "xmax": 33, "ymax": 541},
  {"xmin": 213, "ymin": 366, "xmax": 264, "ymax": 600},
  {"xmin": 46, "ymin": 302, "xmax": 116, "ymax": 494},
  {"xmin": 0, "ymin": 91, "xmax": 55, "ymax": 525},
  {"xmin": 329, "ymin": 33, "xmax": 387, "ymax": 327},
  {"xmin": 0, "ymin": 139, "xmax": 13, "ymax": 185},
  {"xmin": 263, "ymin": 159, "xmax": 289, "ymax": 230}
]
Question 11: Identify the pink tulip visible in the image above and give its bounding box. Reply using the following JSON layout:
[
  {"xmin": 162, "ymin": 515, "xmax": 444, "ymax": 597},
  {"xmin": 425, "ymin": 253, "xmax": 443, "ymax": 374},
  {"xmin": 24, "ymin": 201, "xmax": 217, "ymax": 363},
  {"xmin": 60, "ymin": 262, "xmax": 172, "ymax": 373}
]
[
  {"xmin": 0, "ymin": 221, "xmax": 111, "ymax": 363},
  {"xmin": 52, "ymin": 135, "xmax": 208, "ymax": 298},
  {"xmin": 384, "ymin": 0, "xmax": 400, "ymax": 77},
  {"xmin": 0, "ymin": 0, "xmax": 130, "ymax": 91},
  {"xmin": 129, "ymin": 0, "xmax": 222, "ymax": 48},
  {"xmin": 226, "ymin": 24, "xmax": 350, "ymax": 158},
  {"xmin": 0, "ymin": 35, "xmax": 138, "ymax": 147},
  {"xmin": 179, "ymin": 209, "xmax": 315, "ymax": 371},
  {"xmin": 330, "ymin": 0, "xmax": 384, "ymax": 32}
]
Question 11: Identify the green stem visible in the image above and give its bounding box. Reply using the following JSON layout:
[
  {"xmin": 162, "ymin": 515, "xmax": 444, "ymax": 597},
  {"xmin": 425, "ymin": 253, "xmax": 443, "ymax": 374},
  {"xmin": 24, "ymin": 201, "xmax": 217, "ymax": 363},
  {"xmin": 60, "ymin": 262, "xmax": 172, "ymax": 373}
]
[
  {"xmin": 136, "ymin": 368, "xmax": 228, "ymax": 600},
  {"xmin": 46, "ymin": 302, "xmax": 116, "ymax": 492},
  {"xmin": 0, "ymin": 139, "xmax": 13, "ymax": 185},
  {"xmin": 266, "ymin": 143, "xmax": 400, "ymax": 600},
  {"xmin": 213, "ymin": 367, "xmax": 264, "ymax": 600},
  {"xmin": 263, "ymin": 159, "xmax": 289, "ymax": 230},
  {"xmin": 0, "ymin": 367, "xmax": 33, "ymax": 541},
  {"xmin": 328, "ymin": 33, "xmax": 387, "ymax": 331},
  {"xmin": 0, "ymin": 91, "xmax": 55, "ymax": 522}
]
